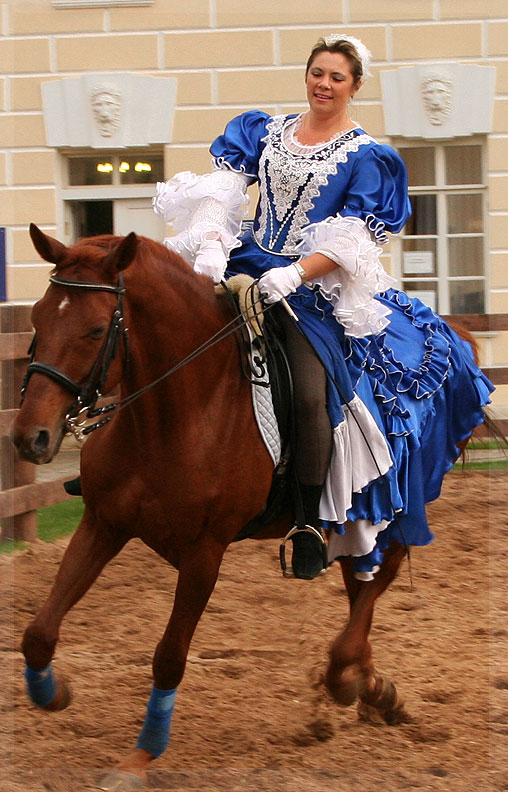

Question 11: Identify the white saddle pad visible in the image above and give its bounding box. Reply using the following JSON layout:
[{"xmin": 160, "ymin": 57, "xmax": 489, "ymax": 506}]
[{"xmin": 246, "ymin": 324, "xmax": 281, "ymax": 467}]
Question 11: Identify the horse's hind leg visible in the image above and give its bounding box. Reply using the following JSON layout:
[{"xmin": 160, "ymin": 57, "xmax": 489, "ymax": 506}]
[
  {"xmin": 22, "ymin": 511, "xmax": 126, "ymax": 711},
  {"xmin": 101, "ymin": 537, "xmax": 225, "ymax": 790},
  {"xmin": 325, "ymin": 540, "xmax": 409, "ymax": 723}
]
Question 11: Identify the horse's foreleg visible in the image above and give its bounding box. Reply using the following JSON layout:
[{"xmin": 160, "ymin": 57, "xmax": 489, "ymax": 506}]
[
  {"xmin": 325, "ymin": 540, "xmax": 407, "ymax": 716},
  {"xmin": 22, "ymin": 513, "xmax": 126, "ymax": 711},
  {"xmin": 102, "ymin": 538, "xmax": 225, "ymax": 790}
]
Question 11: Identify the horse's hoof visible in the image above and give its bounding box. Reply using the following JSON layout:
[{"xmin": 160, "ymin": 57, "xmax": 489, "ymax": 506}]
[
  {"xmin": 41, "ymin": 678, "xmax": 72, "ymax": 711},
  {"xmin": 325, "ymin": 663, "xmax": 360, "ymax": 707},
  {"xmin": 357, "ymin": 701, "xmax": 385, "ymax": 725},
  {"xmin": 382, "ymin": 702, "xmax": 414, "ymax": 725},
  {"xmin": 98, "ymin": 769, "xmax": 146, "ymax": 791},
  {"xmin": 359, "ymin": 675, "xmax": 413, "ymax": 725},
  {"xmin": 363, "ymin": 676, "xmax": 398, "ymax": 711}
]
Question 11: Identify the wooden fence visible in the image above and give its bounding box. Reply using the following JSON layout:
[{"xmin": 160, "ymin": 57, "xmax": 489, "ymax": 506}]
[
  {"xmin": 0, "ymin": 304, "xmax": 75, "ymax": 541},
  {"xmin": 1, "ymin": 304, "xmax": 508, "ymax": 542}
]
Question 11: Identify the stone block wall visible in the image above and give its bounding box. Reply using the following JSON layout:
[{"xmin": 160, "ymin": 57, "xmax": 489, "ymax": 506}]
[{"xmin": 1, "ymin": 0, "xmax": 507, "ymax": 403}]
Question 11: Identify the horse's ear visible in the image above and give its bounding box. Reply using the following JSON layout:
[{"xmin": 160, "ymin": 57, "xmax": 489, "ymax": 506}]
[
  {"xmin": 29, "ymin": 223, "xmax": 68, "ymax": 265},
  {"xmin": 102, "ymin": 232, "xmax": 138, "ymax": 273}
]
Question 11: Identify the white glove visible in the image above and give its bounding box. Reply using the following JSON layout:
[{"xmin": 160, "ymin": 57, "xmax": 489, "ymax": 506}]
[
  {"xmin": 258, "ymin": 264, "xmax": 303, "ymax": 304},
  {"xmin": 194, "ymin": 238, "xmax": 228, "ymax": 284}
]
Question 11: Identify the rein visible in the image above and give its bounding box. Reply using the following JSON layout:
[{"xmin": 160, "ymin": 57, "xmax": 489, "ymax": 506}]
[{"xmin": 22, "ymin": 273, "xmax": 270, "ymax": 441}]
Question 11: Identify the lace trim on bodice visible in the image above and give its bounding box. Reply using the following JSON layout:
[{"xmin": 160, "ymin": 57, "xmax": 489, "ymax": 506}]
[
  {"xmin": 255, "ymin": 115, "xmax": 374, "ymax": 255},
  {"xmin": 284, "ymin": 114, "xmax": 362, "ymax": 155}
]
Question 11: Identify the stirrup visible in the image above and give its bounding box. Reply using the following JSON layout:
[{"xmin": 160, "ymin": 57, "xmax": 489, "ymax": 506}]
[{"xmin": 279, "ymin": 525, "xmax": 328, "ymax": 579}]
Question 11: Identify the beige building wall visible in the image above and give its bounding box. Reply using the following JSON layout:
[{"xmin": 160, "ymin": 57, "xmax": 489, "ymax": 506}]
[{"xmin": 1, "ymin": 1, "xmax": 507, "ymax": 404}]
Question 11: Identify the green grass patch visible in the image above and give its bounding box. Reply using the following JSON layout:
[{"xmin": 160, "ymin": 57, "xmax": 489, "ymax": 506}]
[
  {"xmin": 0, "ymin": 499, "xmax": 84, "ymax": 555},
  {"xmin": 0, "ymin": 537, "xmax": 27, "ymax": 555},
  {"xmin": 467, "ymin": 439, "xmax": 508, "ymax": 450},
  {"xmin": 37, "ymin": 499, "xmax": 84, "ymax": 542},
  {"xmin": 453, "ymin": 459, "xmax": 508, "ymax": 471}
]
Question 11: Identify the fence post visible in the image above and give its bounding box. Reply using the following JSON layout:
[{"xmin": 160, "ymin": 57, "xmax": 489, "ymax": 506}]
[
  {"xmin": 0, "ymin": 228, "xmax": 6, "ymax": 303},
  {"xmin": 1, "ymin": 304, "xmax": 37, "ymax": 541}
]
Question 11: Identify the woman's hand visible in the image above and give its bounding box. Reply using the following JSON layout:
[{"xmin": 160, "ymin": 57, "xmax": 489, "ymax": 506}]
[
  {"xmin": 257, "ymin": 264, "xmax": 303, "ymax": 304},
  {"xmin": 258, "ymin": 254, "xmax": 339, "ymax": 304},
  {"xmin": 194, "ymin": 237, "xmax": 228, "ymax": 283}
]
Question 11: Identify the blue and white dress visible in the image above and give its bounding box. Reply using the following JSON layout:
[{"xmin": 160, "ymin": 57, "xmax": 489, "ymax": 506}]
[{"xmin": 154, "ymin": 111, "xmax": 493, "ymax": 579}]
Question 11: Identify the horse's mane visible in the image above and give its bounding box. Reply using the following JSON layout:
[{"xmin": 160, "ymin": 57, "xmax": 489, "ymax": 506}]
[
  {"xmin": 58, "ymin": 234, "xmax": 191, "ymax": 279},
  {"xmin": 71, "ymin": 233, "xmax": 175, "ymax": 262},
  {"xmin": 58, "ymin": 234, "xmax": 221, "ymax": 312}
]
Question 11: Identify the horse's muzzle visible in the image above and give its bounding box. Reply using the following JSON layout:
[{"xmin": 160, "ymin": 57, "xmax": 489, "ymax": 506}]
[{"xmin": 10, "ymin": 422, "xmax": 64, "ymax": 464}]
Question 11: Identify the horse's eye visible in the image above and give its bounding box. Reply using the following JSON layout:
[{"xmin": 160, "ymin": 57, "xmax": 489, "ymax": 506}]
[{"xmin": 89, "ymin": 326, "xmax": 106, "ymax": 340}]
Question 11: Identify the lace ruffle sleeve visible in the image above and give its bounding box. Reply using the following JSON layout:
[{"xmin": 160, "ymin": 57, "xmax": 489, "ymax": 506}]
[
  {"xmin": 297, "ymin": 216, "xmax": 396, "ymax": 338},
  {"xmin": 153, "ymin": 169, "xmax": 250, "ymax": 264},
  {"xmin": 343, "ymin": 145, "xmax": 412, "ymax": 244}
]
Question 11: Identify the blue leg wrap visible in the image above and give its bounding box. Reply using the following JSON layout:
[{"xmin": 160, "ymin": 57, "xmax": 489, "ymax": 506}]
[
  {"xmin": 24, "ymin": 663, "xmax": 57, "ymax": 708},
  {"xmin": 136, "ymin": 686, "xmax": 177, "ymax": 758}
]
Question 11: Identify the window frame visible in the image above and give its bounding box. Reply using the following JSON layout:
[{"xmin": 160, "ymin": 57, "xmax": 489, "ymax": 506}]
[
  {"xmin": 393, "ymin": 139, "xmax": 488, "ymax": 315},
  {"xmin": 65, "ymin": 149, "xmax": 164, "ymax": 188}
]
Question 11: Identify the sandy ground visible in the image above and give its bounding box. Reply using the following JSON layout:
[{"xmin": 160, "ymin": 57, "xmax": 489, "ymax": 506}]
[{"xmin": 0, "ymin": 469, "xmax": 507, "ymax": 792}]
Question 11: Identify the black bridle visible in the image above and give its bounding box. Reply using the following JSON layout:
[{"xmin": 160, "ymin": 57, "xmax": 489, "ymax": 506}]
[
  {"xmin": 20, "ymin": 274, "xmax": 271, "ymax": 441},
  {"xmin": 20, "ymin": 273, "xmax": 129, "ymax": 436}
]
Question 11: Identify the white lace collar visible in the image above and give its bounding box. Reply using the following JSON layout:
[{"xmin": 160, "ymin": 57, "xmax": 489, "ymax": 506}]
[{"xmin": 283, "ymin": 115, "xmax": 361, "ymax": 156}]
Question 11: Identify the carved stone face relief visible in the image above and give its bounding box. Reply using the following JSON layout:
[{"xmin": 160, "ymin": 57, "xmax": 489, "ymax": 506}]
[
  {"xmin": 420, "ymin": 73, "xmax": 453, "ymax": 126},
  {"xmin": 90, "ymin": 85, "xmax": 121, "ymax": 137}
]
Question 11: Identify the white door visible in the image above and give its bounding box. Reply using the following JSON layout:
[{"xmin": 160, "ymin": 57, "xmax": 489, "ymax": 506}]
[{"xmin": 113, "ymin": 198, "xmax": 167, "ymax": 241}]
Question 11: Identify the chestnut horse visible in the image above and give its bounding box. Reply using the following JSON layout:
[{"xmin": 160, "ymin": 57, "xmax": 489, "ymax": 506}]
[{"xmin": 13, "ymin": 225, "xmax": 474, "ymax": 790}]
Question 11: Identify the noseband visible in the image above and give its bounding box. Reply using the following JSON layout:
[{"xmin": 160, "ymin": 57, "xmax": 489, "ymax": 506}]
[{"xmin": 21, "ymin": 273, "xmax": 129, "ymax": 435}]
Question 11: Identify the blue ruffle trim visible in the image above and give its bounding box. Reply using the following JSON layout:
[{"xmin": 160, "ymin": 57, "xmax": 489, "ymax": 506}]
[{"xmin": 326, "ymin": 289, "xmax": 494, "ymax": 572}]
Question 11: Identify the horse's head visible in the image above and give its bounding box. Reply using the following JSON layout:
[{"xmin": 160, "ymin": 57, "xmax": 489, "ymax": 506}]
[{"xmin": 11, "ymin": 224, "xmax": 138, "ymax": 463}]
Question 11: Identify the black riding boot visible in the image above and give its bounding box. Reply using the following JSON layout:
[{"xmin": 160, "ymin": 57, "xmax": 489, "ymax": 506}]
[{"xmin": 290, "ymin": 484, "xmax": 328, "ymax": 580}]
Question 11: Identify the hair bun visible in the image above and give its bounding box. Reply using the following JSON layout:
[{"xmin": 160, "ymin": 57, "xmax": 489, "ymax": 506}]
[{"xmin": 323, "ymin": 33, "xmax": 372, "ymax": 78}]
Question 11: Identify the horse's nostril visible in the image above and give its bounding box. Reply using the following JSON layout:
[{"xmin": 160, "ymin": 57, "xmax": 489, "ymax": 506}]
[{"xmin": 33, "ymin": 429, "xmax": 50, "ymax": 455}]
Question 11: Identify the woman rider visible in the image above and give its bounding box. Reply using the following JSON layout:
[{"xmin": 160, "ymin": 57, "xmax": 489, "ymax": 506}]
[{"xmin": 153, "ymin": 34, "xmax": 493, "ymax": 580}]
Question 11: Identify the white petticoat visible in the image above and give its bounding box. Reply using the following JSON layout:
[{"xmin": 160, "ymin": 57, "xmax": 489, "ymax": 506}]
[{"xmin": 319, "ymin": 392, "xmax": 393, "ymax": 581}]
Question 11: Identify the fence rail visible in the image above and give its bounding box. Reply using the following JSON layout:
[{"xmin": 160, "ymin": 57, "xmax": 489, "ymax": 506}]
[{"xmin": 2, "ymin": 305, "xmax": 508, "ymax": 542}]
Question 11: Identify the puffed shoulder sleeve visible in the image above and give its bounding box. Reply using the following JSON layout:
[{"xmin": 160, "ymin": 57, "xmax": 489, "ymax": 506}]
[
  {"xmin": 343, "ymin": 144, "xmax": 412, "ymax": 244},
  {"xmin": 210, "ymin": 110, "xmax": 270, "ymax": 178}
]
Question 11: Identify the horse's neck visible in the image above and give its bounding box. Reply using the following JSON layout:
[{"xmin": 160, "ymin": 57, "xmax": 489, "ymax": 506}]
[{"xmin": 122, "ymin": 257, "xmax": 235, "ymax": 414}]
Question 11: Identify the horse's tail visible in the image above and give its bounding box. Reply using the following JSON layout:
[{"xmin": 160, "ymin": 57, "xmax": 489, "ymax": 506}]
[
  {"xmin": 474, "ymin": 408, "xmax": 508, "ymax": 447},
  {"xmin": 446, "ymin": 320, "xmax": 507, "ymax": 460},
  {"xmin": 447, "ymin": 320, "xmax": 480, "ymax": 364}
]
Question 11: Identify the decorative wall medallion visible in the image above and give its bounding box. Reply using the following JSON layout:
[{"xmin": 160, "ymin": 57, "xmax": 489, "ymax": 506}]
[
  {"xmin": 381, "ymin": 63, "xmax": 496, "ymax": 139},
  {"xmin": 42, "ymin": 73, "xmax": 177, "ymax": 148},
  {"xmin": 420, "ymin": 72, "xmax": 453, "ymax": 126},
  {"xmin": 90, "ymin": 84, "xmax": 122, "ymax": 137}
]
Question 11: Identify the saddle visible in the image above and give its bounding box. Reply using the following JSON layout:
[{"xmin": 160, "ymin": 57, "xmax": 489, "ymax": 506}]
[{"xmin": 217, "ymin": 276, "xmax": 297, "ymax": 541}]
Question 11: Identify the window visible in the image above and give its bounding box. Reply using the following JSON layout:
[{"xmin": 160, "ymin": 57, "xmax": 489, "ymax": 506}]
[
  {"xmin": 68, "ymin": 153, "xmax": 164, "ymax": 187},
  {"xmin": 397, "ymin": 143, "xmax": 486, "ymax": 314}
]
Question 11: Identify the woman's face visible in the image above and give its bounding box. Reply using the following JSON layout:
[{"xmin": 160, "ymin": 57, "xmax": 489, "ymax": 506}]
[{"xmin": 305, "ymin": 51, "xmax": 359, "ymax": 119}]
